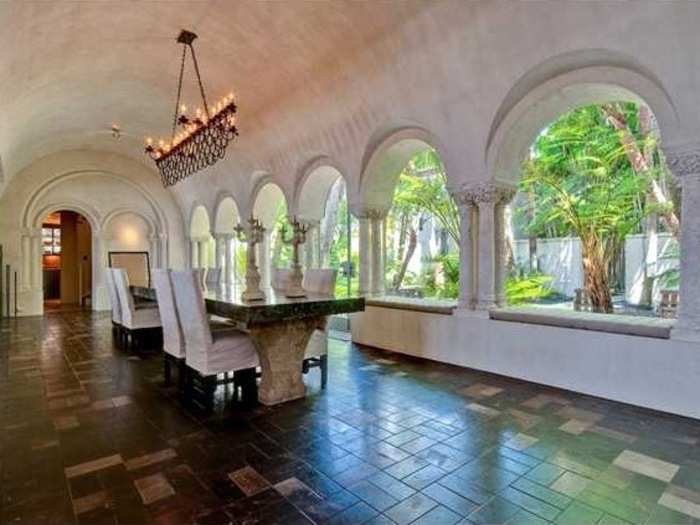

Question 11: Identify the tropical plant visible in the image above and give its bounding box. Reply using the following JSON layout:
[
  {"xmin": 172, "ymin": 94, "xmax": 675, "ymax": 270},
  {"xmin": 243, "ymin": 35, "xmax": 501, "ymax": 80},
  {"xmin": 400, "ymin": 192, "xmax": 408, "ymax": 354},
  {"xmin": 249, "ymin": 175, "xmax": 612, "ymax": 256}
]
[
  {"xmin": 520, "ymin": 103, "xmax": 653, "ymax": 312},
  {"xmin": 506, "ymin": 273, "xmax": 557, "ymax": 305}
]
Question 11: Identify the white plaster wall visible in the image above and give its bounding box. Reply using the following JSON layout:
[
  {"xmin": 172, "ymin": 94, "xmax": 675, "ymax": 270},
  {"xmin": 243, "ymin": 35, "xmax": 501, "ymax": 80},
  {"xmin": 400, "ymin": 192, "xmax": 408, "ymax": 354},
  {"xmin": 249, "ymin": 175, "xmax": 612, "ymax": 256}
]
[
  {"xmin": 351, "ymin": 307, "xmax": 700, "ymax": 419},
  {"xmin": 104, "ymin": 212, "xmax": 152, "ymax": 253},
  {"xmin": 0, "ymin": 150, "xmax": 186, "ymax": 316}
]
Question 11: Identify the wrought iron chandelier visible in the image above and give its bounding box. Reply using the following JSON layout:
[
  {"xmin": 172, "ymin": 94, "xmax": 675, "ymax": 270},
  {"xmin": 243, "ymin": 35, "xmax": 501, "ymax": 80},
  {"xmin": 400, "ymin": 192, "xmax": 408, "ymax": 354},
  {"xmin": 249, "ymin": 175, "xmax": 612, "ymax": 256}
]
[{"xmin": 145, "ymin": 30, "xmax": 238, "ymax": 187}]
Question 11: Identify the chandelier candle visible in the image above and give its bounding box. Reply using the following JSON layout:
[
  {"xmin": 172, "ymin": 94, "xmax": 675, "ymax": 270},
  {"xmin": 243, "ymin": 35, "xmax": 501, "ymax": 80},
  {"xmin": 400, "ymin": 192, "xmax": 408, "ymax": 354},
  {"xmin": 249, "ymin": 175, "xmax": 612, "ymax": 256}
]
[{"xmin": 144, "ymin": 30, "xmax": 239, "ymax": 187}]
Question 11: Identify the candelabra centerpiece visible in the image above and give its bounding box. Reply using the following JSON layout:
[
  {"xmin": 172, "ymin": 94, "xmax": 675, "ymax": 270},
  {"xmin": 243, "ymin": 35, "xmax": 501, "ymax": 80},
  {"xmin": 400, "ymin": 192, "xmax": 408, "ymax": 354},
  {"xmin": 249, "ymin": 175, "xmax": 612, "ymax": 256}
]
[
  {"xmin": 279, "ymin": 217, "xmax": 309, "ymax": 298},
  {"xmin": 234, "ymin": 217, "xmax": 266, "ymax": 302}
]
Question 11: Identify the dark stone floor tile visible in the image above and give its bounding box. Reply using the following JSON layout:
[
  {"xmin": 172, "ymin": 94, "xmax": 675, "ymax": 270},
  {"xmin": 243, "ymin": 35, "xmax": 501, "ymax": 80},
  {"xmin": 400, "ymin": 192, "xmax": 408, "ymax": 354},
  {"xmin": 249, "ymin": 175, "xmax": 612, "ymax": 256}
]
[
  {"xmin": 349, "ymin": 480, "xmax": 399, "ymax": 512},
  {"xmin": 412, "ymin": 504, "xmax": 461, "ymax": 525},
  {"xmin": 327, "ymin": 501, "xmax": 379, "ymax": 524},
  {"xmin": 466, "ymin": 496, "xmax": 521, "ymax": 525},
  {"xmin": 421, "ymin": 483, "xmax": 479, "ymax": 516},
  {"xmin": 384, "ymin": 492, "xmax": 438, "ymax": 525}
]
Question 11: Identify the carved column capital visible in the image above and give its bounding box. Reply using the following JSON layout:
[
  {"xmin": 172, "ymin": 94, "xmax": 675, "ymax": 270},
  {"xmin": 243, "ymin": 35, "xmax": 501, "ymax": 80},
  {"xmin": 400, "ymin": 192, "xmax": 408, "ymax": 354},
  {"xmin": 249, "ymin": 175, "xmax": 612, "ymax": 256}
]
[
  {"xmin": 452, "ymin": 182, "xmax": 516, "ymax": 206},
  {"xmin": 354, "ymin": 207, "xmax": 389, "ymax": 220},
  {"xmin": 664, "ymin": 144, "xmax": 700, "ymax": 180}
]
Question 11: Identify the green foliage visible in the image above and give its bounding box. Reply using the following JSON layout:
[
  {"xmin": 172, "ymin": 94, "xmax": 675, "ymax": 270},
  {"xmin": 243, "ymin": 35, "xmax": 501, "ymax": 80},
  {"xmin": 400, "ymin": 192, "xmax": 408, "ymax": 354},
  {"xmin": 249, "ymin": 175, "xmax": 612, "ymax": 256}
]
[
  {"xmin": 393, "ymin": 150, "xmax": 460, "ymax": 245},
  {"xmin": 520, "ymin": 104, "xmax": 650, "ymax": 243},
  {"xmin": 421, "ymin": 253, "xmax": 460, "ymax": 299},
  {"xmin": 386, "ymin": 147, "xmax": 460, "ymax": 296},
  {"xmin": 506, "ymin": 273, "xmax": 557, "ymax": 305},
  {"xmin": 272, "ymin": 200, "xmax": 292, "ymax": 267}
]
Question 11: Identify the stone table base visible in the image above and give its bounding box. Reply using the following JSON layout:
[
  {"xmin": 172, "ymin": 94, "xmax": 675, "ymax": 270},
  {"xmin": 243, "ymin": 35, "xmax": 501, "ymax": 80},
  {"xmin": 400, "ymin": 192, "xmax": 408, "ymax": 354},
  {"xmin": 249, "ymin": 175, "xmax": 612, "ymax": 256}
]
[{"xmin": 249, "ymin": 316, "xmax": 324, "ymax": 405}]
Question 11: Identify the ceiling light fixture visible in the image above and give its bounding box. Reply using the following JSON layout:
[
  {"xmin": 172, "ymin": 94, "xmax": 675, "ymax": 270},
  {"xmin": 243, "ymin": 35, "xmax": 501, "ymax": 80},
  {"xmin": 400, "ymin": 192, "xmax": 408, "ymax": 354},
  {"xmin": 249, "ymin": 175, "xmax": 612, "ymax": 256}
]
[{"xmin": 144, "ymin": 30, "xmax": 238, "ymax": 187}]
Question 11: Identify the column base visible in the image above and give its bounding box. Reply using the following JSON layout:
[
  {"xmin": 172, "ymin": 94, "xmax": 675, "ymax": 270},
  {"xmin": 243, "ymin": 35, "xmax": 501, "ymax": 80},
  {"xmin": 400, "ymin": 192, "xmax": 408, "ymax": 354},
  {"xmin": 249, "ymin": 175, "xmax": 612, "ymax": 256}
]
[{"xmin": 453, "ymin": 307, "xmax": 489, "ymax": 319}]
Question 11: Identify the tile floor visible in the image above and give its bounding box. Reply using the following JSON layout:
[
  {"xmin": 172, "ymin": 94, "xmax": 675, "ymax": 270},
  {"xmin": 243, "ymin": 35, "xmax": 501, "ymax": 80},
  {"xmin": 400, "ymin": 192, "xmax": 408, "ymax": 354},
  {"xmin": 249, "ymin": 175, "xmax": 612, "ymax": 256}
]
[{"xmin": 2, "ymin": 311, "xmax": 700, "ymax": 524}]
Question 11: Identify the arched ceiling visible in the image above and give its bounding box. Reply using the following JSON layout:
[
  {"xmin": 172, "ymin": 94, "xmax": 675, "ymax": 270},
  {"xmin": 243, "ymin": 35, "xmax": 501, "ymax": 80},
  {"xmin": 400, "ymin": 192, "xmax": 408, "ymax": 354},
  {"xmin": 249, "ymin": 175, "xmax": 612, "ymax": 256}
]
[{"xmin": 0, "ymin": 1, "xmax": 427, "ymax": 185}]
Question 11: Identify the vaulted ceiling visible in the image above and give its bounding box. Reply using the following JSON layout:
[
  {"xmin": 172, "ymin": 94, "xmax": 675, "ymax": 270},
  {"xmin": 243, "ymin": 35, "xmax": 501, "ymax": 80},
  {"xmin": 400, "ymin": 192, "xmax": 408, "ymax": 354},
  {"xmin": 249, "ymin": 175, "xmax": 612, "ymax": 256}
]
[{"xmin": 0, "ymin": 1, "xmax": 428, "ymax": 184}]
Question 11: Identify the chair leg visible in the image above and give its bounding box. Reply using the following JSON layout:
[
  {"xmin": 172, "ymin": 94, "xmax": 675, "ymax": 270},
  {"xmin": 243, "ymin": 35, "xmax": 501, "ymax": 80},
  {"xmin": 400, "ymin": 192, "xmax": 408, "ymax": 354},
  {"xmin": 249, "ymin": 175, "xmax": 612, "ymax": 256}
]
[{"xmin": 320, "ymin": 354, "xmax": 328, "ymax": 389}]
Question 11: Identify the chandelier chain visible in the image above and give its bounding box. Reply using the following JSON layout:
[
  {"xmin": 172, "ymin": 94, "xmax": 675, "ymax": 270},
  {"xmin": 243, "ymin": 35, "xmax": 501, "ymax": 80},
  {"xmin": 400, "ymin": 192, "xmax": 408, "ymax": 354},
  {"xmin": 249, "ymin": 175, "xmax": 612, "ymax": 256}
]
[{"xmin": 189, "ymin": 45, "xmax": 210, "ymax": 118}]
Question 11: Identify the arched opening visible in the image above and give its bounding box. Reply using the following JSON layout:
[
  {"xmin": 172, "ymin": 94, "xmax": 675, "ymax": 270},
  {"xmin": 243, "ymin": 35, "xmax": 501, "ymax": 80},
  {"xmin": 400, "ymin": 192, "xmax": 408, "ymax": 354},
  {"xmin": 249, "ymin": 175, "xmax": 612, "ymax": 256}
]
[
  {"xmin": 506, "ymin": 101, "xmax": 679, "ymax": 315},
  {"xmin": 41, "ymin": 210, "xmax": 92, "ymax": 311},
  {"xmin": 297, "ymin": 165, "xmax": 357, "ymax": 297},
  {"xmin": 214, "ymin": 196, "xmax": 242, "ymax": 285},
  {"xmin": 362, "ymin": 135, "xmax": 458, "ymax": 300},
  {"xmin": 189, "ymin": 205, "xmax": 213, "ymax": 269},
  {"xmin": 252, "ymin": 182, "xmax": 288, "ymax": 287}
]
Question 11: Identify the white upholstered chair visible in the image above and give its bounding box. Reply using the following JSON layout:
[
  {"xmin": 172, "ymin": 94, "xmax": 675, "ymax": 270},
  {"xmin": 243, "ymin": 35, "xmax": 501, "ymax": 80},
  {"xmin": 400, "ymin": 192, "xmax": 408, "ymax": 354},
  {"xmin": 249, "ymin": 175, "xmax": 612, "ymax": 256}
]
[
  {"xmin": 113, "ymin": 268, "xmax": 161, "ymax": 351},
  {"xmin": 302, "ymin": 268, "xmax": 337, "ymax": 388},
  {"xmin": 105, "ymin": 269, "xmax": 123, "ymax": 343},
  {"xmin": 153, "ymin": 269, "xmax": 185, "ymax": 386},
  {"xmin": 271, "ymin": 268, "xmax": 293, "ymax": 292},
  {"xmin": 170, "ymin": 270, "xmax": 259, "ymax": 410}
]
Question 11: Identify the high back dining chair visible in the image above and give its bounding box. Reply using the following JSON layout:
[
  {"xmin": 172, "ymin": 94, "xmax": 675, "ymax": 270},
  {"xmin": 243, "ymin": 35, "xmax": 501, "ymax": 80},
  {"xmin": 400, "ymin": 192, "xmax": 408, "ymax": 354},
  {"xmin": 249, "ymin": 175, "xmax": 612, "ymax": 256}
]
[
  {"xmin": 113, "ymin": 268, "xmax": 162, "ymax": 352},
  {"xmin": 271, "ymin": 268, "xmax": 293, "ymax": 292},
  {"xmin": 153, "ymin": 269, "xmax": 185, "ymax": 386},
  {"xmin": 170, "ymin": 270, "xmax": 259, "ymax": 411},
  {"xmin": 105, "ymin": 268, "xmax": 124, "ymax": 346},
  {"xmin": 302, "ymin": 268, "xmax": 337, "ymax": 388}
]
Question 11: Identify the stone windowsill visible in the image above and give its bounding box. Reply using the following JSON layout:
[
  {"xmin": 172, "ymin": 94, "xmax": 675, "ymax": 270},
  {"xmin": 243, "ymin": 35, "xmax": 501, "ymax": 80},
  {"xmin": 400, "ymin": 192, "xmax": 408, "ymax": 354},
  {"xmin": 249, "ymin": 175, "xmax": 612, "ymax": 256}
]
[
  {"xmin": 364, "ymin": 295, "xmax": 457, "ymax": 315},
  {"xmin": 489, "ymin": 306, "xmax": 674, "ymax": 339}
]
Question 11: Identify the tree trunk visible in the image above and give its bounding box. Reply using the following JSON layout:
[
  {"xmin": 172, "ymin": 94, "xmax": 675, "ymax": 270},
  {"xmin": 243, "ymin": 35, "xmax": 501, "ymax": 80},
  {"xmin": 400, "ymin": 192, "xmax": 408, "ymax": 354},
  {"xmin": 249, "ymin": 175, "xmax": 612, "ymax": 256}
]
[
  {"xmin": 581, "ymin": 235, "xmax": 614, "ymax": 313},
  {"xmin": 639, "ymin": 213, "xmax": 658, "ymax": 307},
  {"xmin": 395, "ymin": 212, "xmax": 409, "ymax": 272},
  {"xmin": 504, "ymin": 205, "xmax": 516, "ymax": 274},
  {"xmin": 393, "ymin": 227, "xmax": 417, "ymax": 291},
  {"xmin": 602, "ymin": 104, "xmax": 680, "ymax": 239},
  {"xmin": 527, "ymin": 190, "xmax": 538, "ymax": 273}
]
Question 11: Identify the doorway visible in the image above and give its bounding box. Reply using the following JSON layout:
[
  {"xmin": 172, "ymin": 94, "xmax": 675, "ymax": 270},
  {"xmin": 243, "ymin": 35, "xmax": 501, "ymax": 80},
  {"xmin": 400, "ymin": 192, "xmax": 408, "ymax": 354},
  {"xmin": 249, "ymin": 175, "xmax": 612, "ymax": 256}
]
[{"xmin": 42, "ymin": 211, "xmax": 92, "ymax": 312}]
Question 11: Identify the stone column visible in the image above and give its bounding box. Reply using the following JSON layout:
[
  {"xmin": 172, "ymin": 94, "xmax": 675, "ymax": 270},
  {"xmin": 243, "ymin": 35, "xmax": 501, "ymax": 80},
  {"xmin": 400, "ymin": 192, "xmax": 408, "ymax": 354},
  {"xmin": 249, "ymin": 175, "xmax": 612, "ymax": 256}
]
[
  {"xmin": 301, "ymin": 219, "xmax": 320, "ymax": 269},
  {"xmin": 357, "ymin": 214, "xmax": 371, "ymax": 295},
  {"xmin": 452, "ymin": 192, "xmax": 477, "ymax": 310},
  {"xmin": 30, "ymin": 229, "xmax": 42, "ymax": 290},
  {"xmin": 223, "ymin": 234, "xmax": 233, "ymax": 285},
  {"xmin": 197, "ymin": 239, "xmax": 207, "ymax": 269},
  {"xmin": 494, "ymin": 191, "xmax": 515, "ymax": 307},
  {"xmin": 189, "ymin": 238, "xmax": 198, "ymax": 269},
  {"xmin": 20, "ymin": 229, "xmax": 32, "ymax": 290},
  {"xmin": 369, "ymin": 210, "xmax": 387, "ymax": 295},
  {"xmin": 666, "ymin": 146, "xmax": 700, "ymax": 341},
  {"xmin": 259, "ymin": 230, "xmax": 271, "ymax": 289},
  {"xmin": 213, "ymin": 234, "xmax": 224, "ymax": 269},
  {"xmin": 457, "ymin": 182, "xmax": 515, "ymax": 311}
]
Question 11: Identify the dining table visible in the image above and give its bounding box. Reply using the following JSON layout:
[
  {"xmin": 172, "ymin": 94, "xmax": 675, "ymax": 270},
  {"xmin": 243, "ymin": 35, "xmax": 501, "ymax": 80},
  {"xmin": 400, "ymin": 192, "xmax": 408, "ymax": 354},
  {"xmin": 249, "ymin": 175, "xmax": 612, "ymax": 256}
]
[{"xmin": 132, "ymin": 283, "xmax": 365, "ymax": 406}]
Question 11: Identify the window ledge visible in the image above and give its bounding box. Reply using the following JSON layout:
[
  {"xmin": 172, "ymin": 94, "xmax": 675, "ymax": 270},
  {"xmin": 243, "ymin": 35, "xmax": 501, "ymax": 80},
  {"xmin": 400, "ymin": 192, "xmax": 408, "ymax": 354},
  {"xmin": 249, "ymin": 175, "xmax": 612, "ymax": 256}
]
[
  {"xmin": 489, "ymin": 306, "xmax": 674, "ymax": 339},
  {"xmin": 365, "ymin": 296, "xmax": 457, "ymax": 315}
]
